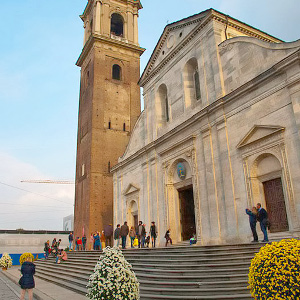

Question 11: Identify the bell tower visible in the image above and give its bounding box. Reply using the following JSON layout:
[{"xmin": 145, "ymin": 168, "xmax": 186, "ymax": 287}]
[{"xmin": 74, "ymin": 0, "xmax": 144, "ymax": 239}]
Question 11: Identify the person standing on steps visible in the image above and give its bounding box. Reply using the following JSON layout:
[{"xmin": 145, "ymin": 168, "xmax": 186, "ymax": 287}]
[
  {"xmin": 120, "ymin": 221, "xmax": 129, "ymax": 249},
  {"xmin": 165, "ymin": 229, "xmax": 172, "ymax": 247},
  {"xmin": 137, "ymin": 221, "xmax": 145, "ymax": 248},
  {"xmin": 82, "ymin": 235, "xmax": 87, "ymax": 251},
  {"xmin": 19, "ymin": 256, "xmax": 35, "ymax": 300},
  {"xmin": 246, "ymin": 207, "xmax": 258, "ymax": 242},
  {"xmin": 104, "ymin": 224, "xmax": 113, "ymax": 247},
  {"xmin": 94, "ymin": 231, "xmax": 101, "ymax": 250},
  {"xmin": 90, "ymin": 233, "xmax": 94, "ymax": 250},
  {"xmin": 114, "ymin": 224, "xmax": 121, "ymax": 247},
  {"xmin": 44, "ymin": 240, "xmax": 50, "ymax": 259},
  {"xmin": 150, "ymin": 221, "xmax": 158, "ymax": 248},
  {"xmin": 129, "ymin": 226, "xmax": 136, "ymax": 248},
  {"xmin": 68, "ymin": 232, "xmax": 73, "ymax": 250},
  {"xmin": 256, "ymin": 203, "xmax": 269, "ymax": 242}
]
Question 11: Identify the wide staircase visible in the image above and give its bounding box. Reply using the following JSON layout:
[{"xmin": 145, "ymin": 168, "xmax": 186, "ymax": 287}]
[{"xmin": 34, "ymin": 243, "xmax": 265, "ymax": 299}]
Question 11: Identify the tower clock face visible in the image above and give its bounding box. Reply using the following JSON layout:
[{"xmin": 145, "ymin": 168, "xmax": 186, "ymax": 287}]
[{"xmin": 177, "ymin": 162, "xmax": 186, "ymax": 180}]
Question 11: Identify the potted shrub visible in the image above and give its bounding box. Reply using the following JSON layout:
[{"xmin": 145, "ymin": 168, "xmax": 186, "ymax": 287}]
[
  {"xmin": 87, "ymin": 247, "xmax": 140, "ymax": 300},
  {"xmin": 248, "ymin": 239, "xmax": 300, "ymax": 299},
  {"xmin": 0, "ymin": 253, "xmax": 13, "ymax": 270}
]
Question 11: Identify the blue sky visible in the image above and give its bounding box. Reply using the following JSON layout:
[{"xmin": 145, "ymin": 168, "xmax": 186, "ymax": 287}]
[{"xmin": 0, "ymin": 0, "xmax": 299, "ymax": 230}]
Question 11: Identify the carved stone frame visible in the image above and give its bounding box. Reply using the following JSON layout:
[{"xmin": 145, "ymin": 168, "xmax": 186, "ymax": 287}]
[
  {"xmin": 239, "ymin": 127, "xmax": 299, "ymax": 231},
  {"xmin": 160, "ymin": 136, "xmax": 202, "ymax": 243}
]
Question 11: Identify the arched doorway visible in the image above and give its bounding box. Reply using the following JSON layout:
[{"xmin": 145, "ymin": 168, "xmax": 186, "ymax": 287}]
[
  {"xmin": 166, "ymin": 159, "xmax": 197, "ymax": 242},
  {"xmin": 252, "ymin": 154, "xmax": 289, "ymax": 233},
  {"xmin": 128, "ymin": 200, "xmax": 138, "ymax": 232}
]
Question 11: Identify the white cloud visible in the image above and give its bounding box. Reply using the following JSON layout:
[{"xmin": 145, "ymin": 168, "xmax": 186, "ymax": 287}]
[{"xmin": 0, "ymin": 151, "xmax": 74, "ymax": 230}]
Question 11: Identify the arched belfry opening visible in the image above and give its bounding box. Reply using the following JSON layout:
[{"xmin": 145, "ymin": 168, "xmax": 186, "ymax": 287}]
[{"xmin": 111, "ymin": 13, "xmax": 124, "ymax": 37}]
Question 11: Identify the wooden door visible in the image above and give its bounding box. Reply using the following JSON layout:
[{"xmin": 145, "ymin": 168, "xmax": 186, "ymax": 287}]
[
  {"xmin": 179, "ymin": 187, "xmax": 196, "ymax": 240},
  {"xmin": 263, "ymin": 178, "xmax": 289, "ymax": 233}
]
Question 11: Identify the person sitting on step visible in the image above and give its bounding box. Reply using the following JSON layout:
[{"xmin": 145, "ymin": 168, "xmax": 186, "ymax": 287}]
[{"xmin": 56, "ymin": 249, "xmax": 67, "ymax": 264}]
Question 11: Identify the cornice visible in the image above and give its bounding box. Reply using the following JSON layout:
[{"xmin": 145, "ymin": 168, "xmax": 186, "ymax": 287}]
[
  {"xmin": 112, "ymin": 48, "xmax": 300, "ymax": 172},
  {"xmin": 76, "ymin": 34, "xmax": 145, "ymax": 67},
  {"xmin": 139, "ymin": 10, "xmax": 283, "ymax": 87}
]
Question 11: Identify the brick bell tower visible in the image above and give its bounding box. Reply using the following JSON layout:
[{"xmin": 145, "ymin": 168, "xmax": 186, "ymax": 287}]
[{"xmin": 74, "ymin": 0, "xmax": 144, "ymax": 241}]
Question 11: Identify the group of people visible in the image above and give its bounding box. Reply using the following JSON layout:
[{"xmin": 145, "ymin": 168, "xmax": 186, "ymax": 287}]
[
  {"xmin": 44, "ymin": 238, "xmax": 68, "ymax": 264},
  {"xmin": 43, "ymin": 238, "xmax": 62, "ymax": 259},
  {"xmin": 113, "ymin": 221, "xmax": 173, "ymax": 249},
  {"xmin": 68, "ymin": 232, "xmax": 87, "ymax": 251},
  {"xmin": 90, "ymin": 224, "xmax": 114, "ymax": 250},
  {"xmin": 246, "ymin": 203, "xmax": 269, "ymax": 242}
]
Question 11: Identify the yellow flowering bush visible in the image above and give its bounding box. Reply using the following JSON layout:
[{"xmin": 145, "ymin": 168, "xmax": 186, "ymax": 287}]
[
  {"xmin": 0, "ymin": 253, "xmax": 13, "ymax": 269},
  {"xmin": 19, "ymin": 252, "xmax": 34, "ymax": 265},
  {"xmin": 248, "ymin": 239, "xmax": 300, "ymax": 299}
]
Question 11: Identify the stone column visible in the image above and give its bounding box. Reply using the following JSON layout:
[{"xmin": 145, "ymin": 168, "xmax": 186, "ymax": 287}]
[
  {"xmin": 133, "ymin": 11, "xmax": 139, "ymax": 45},
  {"xmin": 95, "ymin": 0, "xmax": 101, "ymax": 34},
  {"xmin": 127, "ymin": 9, "xmax": 134, "ymax": 42}
]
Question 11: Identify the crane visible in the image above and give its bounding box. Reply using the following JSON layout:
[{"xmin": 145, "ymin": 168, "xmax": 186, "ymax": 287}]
[{"xmin": 21, "ymin": 180, "xmax": 74, "ymax": 184}]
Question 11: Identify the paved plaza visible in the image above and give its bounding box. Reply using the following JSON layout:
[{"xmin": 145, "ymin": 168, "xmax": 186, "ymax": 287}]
[{"xmin": 0, "ymin": 272, "xmax": 20, "ymax": 300}]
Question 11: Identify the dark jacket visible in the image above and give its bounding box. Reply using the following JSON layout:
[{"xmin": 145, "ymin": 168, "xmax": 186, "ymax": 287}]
[
  {"xmin": 120, "ymin": 224, "xmax": 129, "ymax": 237},
  {"xmin": 246, "ymin": 209, "xmax": 257, "ymax": 224},
  {"xmin": 114, "ymin": 227, "xmax": 121, "ymax": 240},
  {"xmin": 20, "ymin": 261, "xmax": 35, "ymax": 289},
  {"xmin": 137, "ymin": 224, "xmax": 146, "ymax": 237},
  {"xmin": 150, "ymin": 225, "xmax": 157, "ymax": 238},
  {"xmin": 68, "ymin": 234, "xmax": 73, "ymax": 241},
  {"xmin": 257, "ymin": 208, "xmax": 268, "ymax": 222},
  {"xmin": 104, "ymin": 225, "xmax": 113, "ymax": 237}
]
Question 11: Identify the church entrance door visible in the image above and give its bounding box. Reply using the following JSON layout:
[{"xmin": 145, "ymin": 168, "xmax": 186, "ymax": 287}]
[
  {"xmin": 133, "ymin": 215, "xmax": 138, "ymax": 233},
  {"xmin": 263, "ymin": 178, "xmax": 289, "ymax": 233},
  {"xmin": 178, "ymin": 186, "xmax": 196, "ymax": 240}
]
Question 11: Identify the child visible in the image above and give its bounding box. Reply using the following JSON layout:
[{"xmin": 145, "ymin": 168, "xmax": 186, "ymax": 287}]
[{"xmin": 165, "ymin": 229, "xmax": 172, "ymax": 247}]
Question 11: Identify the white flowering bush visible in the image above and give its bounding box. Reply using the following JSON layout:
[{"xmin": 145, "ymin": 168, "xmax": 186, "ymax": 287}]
[
  {"xmin": 87, "ymin": 246, "xmax": 140, "ymax": 300},
  {"xmin": 0, "ymin": 253, "xmax": 13, "ymax": 269}
]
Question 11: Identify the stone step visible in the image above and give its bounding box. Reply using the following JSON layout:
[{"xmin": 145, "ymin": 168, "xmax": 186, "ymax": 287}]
[
  {"xmin": 34, "ymin": 242, "xmax": 269, "ymax": 299},
  {"xmin": 139, "ymin": 285, "xmax": 249, "ymax": 296},
  {"xmin": 140, "ymin": 294, "xmax": 252, "ymax": 300},
  {"xmin": 34, "ymin": 271, "xmax": 87, "ymax": 294},
  {"xmin": 66, "ymin": 250, "xmax": 258, "ymax": 260},
  {"xmin": 66, "ymin": 243, "xmax": 264, "ymax": 255}
]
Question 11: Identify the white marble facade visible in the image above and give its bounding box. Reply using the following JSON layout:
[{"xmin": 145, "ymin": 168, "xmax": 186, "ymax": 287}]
[{"xmin": 112, "ymin": 9, "xmax": 300, "ymax": 246}]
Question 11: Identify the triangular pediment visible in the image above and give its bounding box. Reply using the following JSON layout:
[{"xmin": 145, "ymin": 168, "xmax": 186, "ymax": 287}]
[
  {"xmin": 237, "ymin": 125, "xmax": 285, "ymax": 148},
  {"xmin": 124, "ymin": 184, "xmax": 140, "ymax": 196},
  {"xmin": 139, "ymin": 10, "xmax": 210, "ymax": 85}
]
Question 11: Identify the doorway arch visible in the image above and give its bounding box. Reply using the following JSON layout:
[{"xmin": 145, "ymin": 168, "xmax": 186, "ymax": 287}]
[
  {"xmin": 166, "ymin": 158, "xmax": 197, "ymax": 242},
  {"xmin": 250, "ymin": 153, "xmax": 289, "ymax": 232}
]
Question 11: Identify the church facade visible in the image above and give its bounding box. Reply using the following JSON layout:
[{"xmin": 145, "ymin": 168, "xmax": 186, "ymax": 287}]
[{"xmin": 112, "ymin": 9, "xmax": 300, "ymax": 245}]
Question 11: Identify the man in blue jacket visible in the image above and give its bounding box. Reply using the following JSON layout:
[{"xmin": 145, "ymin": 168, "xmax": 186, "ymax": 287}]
[{"xmin": 256, "ymin": 203, "xmax": 269, "ymax": 242}]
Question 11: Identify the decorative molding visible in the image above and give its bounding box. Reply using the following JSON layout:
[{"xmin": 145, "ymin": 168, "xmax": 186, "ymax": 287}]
[
  {"xmin": 123, "ymin": 183, "xmax": 140, "ymax": 196},
  {"xmin": 237, "ymin": 125, "xmax": 285, "ymax": 149}
]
